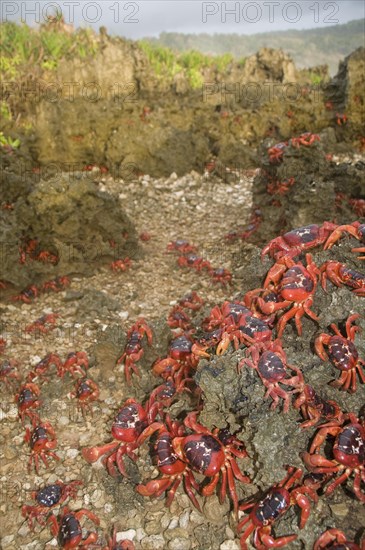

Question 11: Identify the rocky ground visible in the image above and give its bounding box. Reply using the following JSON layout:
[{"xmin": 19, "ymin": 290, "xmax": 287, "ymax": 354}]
[{"xmin": 1, "ymin": 156, "xmax": 365, "ymax": 549}]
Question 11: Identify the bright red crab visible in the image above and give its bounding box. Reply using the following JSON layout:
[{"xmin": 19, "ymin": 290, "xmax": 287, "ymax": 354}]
[
  {"xmin": 12, "ymin": 285, "xmax": 39, "ymax": 303},
  {"xmin": 22, "ymin": 480, "xmax": 83, "ymax": 529},
  {"xmin": 60, "ymin": 351, "xmax": 89, "ymax": 378},
  {"xmin": 191, "ymin": 328, "xmax": 226, "ymax": 358},
  {"xmin": 82, "ymin": 398, "xmax": 148, "ymax": 477},
  {"xmin": 321, "ymin": 261, "xmax": 365, "ymax": 296},
  {"xmin": 167, "ymin": 305, "xmax": 192, "ymax": 330},
  {"xmin": 136, "ymin": 416, "xmax": 201, "ymax": 511},
  {"xmin": 152, "ymin": 332, "xmax": 199, "ymax": 385},
  {"xmin": 25, "ymin": 313, "xmax": 59, "ymax": 334},
  {"xmin": 314, "ymin": 529, "xmax": 362, "ymax": 550},
  {"xmin": 15, "ymin": 382, "xmax": 42, "ymax": 424},
  {"xmin": 27, "ymin": 353, "xmax": 63, "ymax": 382},
  {"xmin": 239, "ymin": 339, "xmax": 304, "ymax": 413},
  {"xmin": 35, "ymin": 249, "xmax": 59, "ymax": 264},
  {"xmin": 173, "ymin": 412, "xmax": 251, "ymax": 517},
  {"xmin": 290, "ymin": 132, "xmax": 320, "ymax": 148},
  {"xmin": 301, "ymin": 413, "xmax": 365, "ymax": 503},
  {"xmin": 259, "ymin": 253, "xmax": 320, "ymax": 337},
  {"xmin": 293, "ymin": 384, "xmax": 344, "ymax": 429},
  {"xmin": 147, "ymin": 377, "xmax": 200, "ymax": 423},
  {"xmin": 110, "ymin": 258, "xmax": 132, "ymax": 272},
  {"xmin": 315, "ymin": 313, "xmax": 365, "ymax": 393},
  {"xmin": 261, "ymin": 222, "xmax": 339, "ymax": 260},
  {"xmin": 116, "ymin": 318, "xmax": 153, "ymax": 385},
  {"xmin": 70, "ymin": 377, "xmax": 100, "ymax": 417},
  {"xmin": 238, "ymin": 466, "xmax": 318, "ymax": 550},
  {"xmin": 42, "ymin": 276, "xmax": 71, "ymax": 292},
  {"xmin": 209, "ymin": 267, "xmax": 232, "ymax": 286},
  {"xmin": 47, "ymin": 506, "xmax": 100, "ymax": 549},
  {"xmin": 177, "ymin": 254, "xmax": 212, "ymax": 272},
  {"xmin": 25, "ymin": 421, "xmax": 60, "ymax": 473},
  {"xmin": 202, "ymin": 301, "xmax": 251, "ymax": 331},
  {"xmin": 324, "ymin": 221, "xmax": 365, "ymax": 260},
  {"xmin": 166, "ymin": 239, "xmax": 197, "ymax": 254},
  {"xmin": 267, "ymin": 141, "xmax": 288, "ymax": 163},
  {"xmin": 177, "ymin": 291, "xmax": 204, "ymax": 311},
  {"xmin": 217, "ymin": 309, "xmax": 274, "ymax": 356}
]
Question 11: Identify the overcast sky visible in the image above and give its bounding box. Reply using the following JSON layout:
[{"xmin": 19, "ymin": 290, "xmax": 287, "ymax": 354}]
[{"xmin": 2, "ymin": 1, "xmax": 364, "ymax": 38}]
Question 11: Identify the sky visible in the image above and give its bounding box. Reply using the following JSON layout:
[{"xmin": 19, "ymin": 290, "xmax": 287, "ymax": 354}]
[{"xmin": 2, "ymin": 1, "xmax": 364, "ymax": 38}]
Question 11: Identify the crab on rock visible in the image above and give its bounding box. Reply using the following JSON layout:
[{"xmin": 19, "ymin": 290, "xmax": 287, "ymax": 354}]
[
  {"xmin": 238, "ymin": 466, "xmax": 318, "ymax": 550},
  {"xmin": 315, "ymin": 313, "xmax": 365, "ymax": 393},
  {"xmin": 258, "ymin": 253, "xmax": 320, "ymax": 337},
  {"xmin": 301, "ymin": 413, "xmax": 365, "ymax": 503}
]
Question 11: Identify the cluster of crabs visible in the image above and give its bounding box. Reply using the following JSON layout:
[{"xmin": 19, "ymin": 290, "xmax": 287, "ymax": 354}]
[
  {"xmin": 81, "ymin": 220, "xmax": 364, "ymax": 549},
  {"xmin": 168, "ymin": 239, "xmax": 233, "ymax": 287},
  {"xmin": 1, "ymin": 219, "xmax": 365, "ymax": 549}
]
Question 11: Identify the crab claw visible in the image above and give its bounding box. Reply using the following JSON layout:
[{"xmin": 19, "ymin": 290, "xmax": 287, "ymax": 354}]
[{"xmin": 82, "ymin": 441, "xmax": 119, "ymax": 463}]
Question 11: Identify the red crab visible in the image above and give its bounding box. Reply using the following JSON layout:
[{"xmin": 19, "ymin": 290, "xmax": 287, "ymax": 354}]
[
  {"xmin": 166, "ymin": 239, "xmax": 197, "ymax": 254},
  {"xmin": 290, "ymin": 132, "xmax": 320, "ymax": 148},
  {"xmin": 82, "ymin": 398, "xmax": 148, "ymax": 477},
  {"xmin": 25, "ymin": 421, "xmax": 60, "ymax": 473},
  {"xmin": 217, "ymin": 310, "xmax": 274, "ymax": 356},
  {"xmin": 70, "ymin": 378, "xmax": 100, "ymax": 417},
  {"xmin": 22, "ymin": 480, "xmax": 83, "ymax": 529},
  {"xmin": 324, "ymin": 221, "xmax": 365, "ymax": 260},
  {"xmin": 266, "ymin": 177, "xmax": 295, "ymax": 196},
  {"xmin": 167, "ymin": 305, "xmax": 192, "ymax": 330},
  {"xmin": 261, "ymin": 222, "xmax": 339, "ymax": 260},
  {"xmin": 35, "ymin": 250, "xmax": 59, "ymax": 264},
  {"xmin": 42, "ymin": 276, "xmax": 71, "ymax": 292},
  {"xmin": 136, "ymin": 416, "xmax": 201, "ymax": 510},
  {"xmin": 27, "ymin": 353, "xmax": 63, "ymax": 382},
  {"xmin": 209, "ymin": 267, "xmax": 232, "ymax": 286},
  {"xmin": 321, "ymin": 261, "xmax": 365, "ymax": 296},
  {"xmin": 294, "ymin": 384, "xmax": 344, "ymax": 429},
  {"xmin": 336, "ymin": 113, "xmax": 348, "ymax": 126},
  {"xmin": 146, "ymin": 377, "xmax": 199, "ymax": 423},
  {"xmin": 314, "ymin": 529, "xmax": 362, "ymax": 550},
  {"xmin": 0, "ymin": 337, "xmax": 6, "ymax": 354},
  {"xmin": 0, "ymin": 359, "xmax": 21, "ymax": 388},
  {"xmin": 60, "ymin": 351, "xmax": 89, "ymax": 378},
  {"xmin": 315, "ymin": 313, "xmax": 365, "ymax": 393},
  {"xmin": 174, "ymin": 412, "xmax": 251, "ymax": 517},
  {"xmin": 12, "ymin": 285, "xmax": 39, "ymax": 303},
  {"xmin": 239, "ymin": 339, "xmax": 304, "ymax": 413},
  {"xmin": 103, "ymin": 527, "xmax": 136, "ymax": 550},
  {"xmin": 116, "ymin": 318, "xmax": 153, "ymax": 385},
  {"xmin": 25, "ymin": 313, "xmax": 59, "ymax": 334},
  {"xmin": 177, "ymin": 254, "xmax": 211, "ymax": 272},
  {"xmin": 191, "ymin": 328, "xmax": 226, "ymax": 358},
  {"xmin": 15, "ymin": 383, "xmax": 42, "ymax": 424},
  {"xmin": 110, "ymin": 258, "xmax": 132, "ymax": 272},
  {"xmin": 267, "ymin": 141, "xmax": 288, "ymax": 163},
  {"xmin": 238, "ymin": 466, "xmax": 318, "ymax": 550},
  {"xmin": 152, "ymin": 332, "xmax": 199, "ymax": 385},
  {"xmin": 349, "ymin": 198, "xmax": 365, "ymax": 218},
  {"xmin": 178, "ymin": 291, "xmax": 204, "ymax": 311},
  {"xmin": 259, "ymin": 253, "xmax": 320, "ymax": 337},
  {"xmin": 47, "ymin": 506, "xmax": 100, "ymax": 549},
  {"xmin": 202, "ymin": 301, "xmax": 251, "ymax": 331},
  {"xmin": 301, "ymin": 413, "xmax": 365, "ymax": 502}
]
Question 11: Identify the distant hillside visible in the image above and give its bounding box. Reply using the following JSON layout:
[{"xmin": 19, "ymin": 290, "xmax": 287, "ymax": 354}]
[{"xmin": 142, "ymin": 19, "xmax": 365, "ymax": 75}]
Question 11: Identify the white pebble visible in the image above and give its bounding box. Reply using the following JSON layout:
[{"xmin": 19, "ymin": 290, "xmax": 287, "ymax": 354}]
[
  {"xmin": 66, "ymin": 448, "xmax": 79, "ymax": 459},
  {"xmin": 117, "ymin": 529, "xmax": 136, "ymax": 542},
  {"xmin": 220, "ymin": 540, "xmax": 240, "ymax": 550}
]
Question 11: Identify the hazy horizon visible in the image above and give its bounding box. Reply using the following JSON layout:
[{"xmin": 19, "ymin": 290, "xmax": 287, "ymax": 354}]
[{"xmin": 2, "ymin": 1, "xmax": 364, "ymax": 39}]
